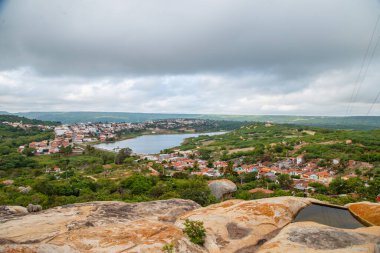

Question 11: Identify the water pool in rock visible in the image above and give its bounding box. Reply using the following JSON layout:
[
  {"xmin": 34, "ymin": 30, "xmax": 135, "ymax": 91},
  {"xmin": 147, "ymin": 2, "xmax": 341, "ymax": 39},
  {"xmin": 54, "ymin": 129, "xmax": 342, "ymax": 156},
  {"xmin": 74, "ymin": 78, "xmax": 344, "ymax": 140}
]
[{"xmin": 294, "ymin": 203, "xmax": 365, "ymax": 229}]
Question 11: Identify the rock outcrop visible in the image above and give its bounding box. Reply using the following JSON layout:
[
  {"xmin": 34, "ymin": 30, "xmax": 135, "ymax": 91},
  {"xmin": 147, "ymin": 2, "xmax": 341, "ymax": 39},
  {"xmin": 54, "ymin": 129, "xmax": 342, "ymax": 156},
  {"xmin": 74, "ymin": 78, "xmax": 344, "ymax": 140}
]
[
  {"xmin": 1, "ymin": 197, "xmax": 379, "ymax": 253},
  {"xmin": 18, "ymin": 186, "xmax": 32, "ymax": 194},
  {"xmin": 208, "ymin": 179, "xmax": 237, "ymax": 199},
  {"xmin": 27, "ymin": 203, "xmax": 43, "ymax": 213},
  {"xmin": 176, "ymin": 196, "xmax": 312, "ymax": 253},
  {"xmin": 0, "ymin": 199, "xmax": 202, "ymax": 253},
  {"xmin": 0, "ymin": 205, "xmax": 28, "ymax": 221},
  {"xmin": 257, "ymin": 221, "xmax": 380, "ymax": 253},
  {"xmin": 346, "ymin": 202, "xmax": 380, "ymax": 226}
]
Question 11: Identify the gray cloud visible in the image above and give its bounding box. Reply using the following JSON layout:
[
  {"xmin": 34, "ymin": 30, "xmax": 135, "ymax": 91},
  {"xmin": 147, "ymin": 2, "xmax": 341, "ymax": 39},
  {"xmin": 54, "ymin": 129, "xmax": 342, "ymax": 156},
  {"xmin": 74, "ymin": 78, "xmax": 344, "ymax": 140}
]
[{"xmin": 0, "ymin": 0, "xmax": 379, "ymax": 115}]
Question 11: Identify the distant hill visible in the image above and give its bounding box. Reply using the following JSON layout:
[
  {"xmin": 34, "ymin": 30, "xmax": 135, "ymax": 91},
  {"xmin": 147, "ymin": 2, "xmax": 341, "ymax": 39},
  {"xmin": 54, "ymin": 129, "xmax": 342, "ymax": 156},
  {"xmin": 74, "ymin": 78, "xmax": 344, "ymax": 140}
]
[
  {"xmin": 2, "ymin": 111, "xmax": 379, "ymax": 130},
  {"xmin": 0, "ymin": 114, "xmax": 60, "ymax": 126}
]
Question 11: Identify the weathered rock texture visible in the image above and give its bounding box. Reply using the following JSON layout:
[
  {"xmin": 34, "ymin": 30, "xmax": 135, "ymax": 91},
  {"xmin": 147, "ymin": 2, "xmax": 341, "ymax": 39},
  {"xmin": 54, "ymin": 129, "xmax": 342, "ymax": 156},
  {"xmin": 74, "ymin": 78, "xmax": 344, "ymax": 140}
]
[
  {"xmin": 176, "ymin": 196, "xmax": 312, "ymax": 253},
  {"xmin": 1, "ymin": 197, "xmax": 379, "ymax": 253},
  {"xmin": 27, "ymin": 203, "xmax": 43, "ymax": 213},
  {"xmin": 208, "ymin": 179, "xmax": 237, "ymax": 199},
  {"xmin": 0, "ymin": 199, "xmax": 203, "ymax": 253},
  {"xmin": 346, "ymin": 202, "xmax": 380, "ymax": 226},
  {"xmin": 257, "ymin": 221, "xmax": 380, "ymax": 253},
  {"xmin": 0, "ymin": 205, "xmax": 28, "ymax": 222}
]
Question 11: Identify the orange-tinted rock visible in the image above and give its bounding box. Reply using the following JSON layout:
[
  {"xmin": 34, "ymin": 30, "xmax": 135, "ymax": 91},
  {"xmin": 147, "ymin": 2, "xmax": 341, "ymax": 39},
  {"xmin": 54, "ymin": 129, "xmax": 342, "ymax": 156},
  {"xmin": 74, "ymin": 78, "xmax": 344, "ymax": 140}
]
[
  {"xmin": 346, "ymin": 202, "xmax": 380, "ymax": 226},
  {"xmin": 176, "ymin": 196, "xmax": 312, "ymax": 253},
  {"xmin": 257, "ymin": 221, "xmax": 380, "ymax": 253},
  {"xmin": 0, "ymin": 199, "xmax": 203, "ymax": 253}
]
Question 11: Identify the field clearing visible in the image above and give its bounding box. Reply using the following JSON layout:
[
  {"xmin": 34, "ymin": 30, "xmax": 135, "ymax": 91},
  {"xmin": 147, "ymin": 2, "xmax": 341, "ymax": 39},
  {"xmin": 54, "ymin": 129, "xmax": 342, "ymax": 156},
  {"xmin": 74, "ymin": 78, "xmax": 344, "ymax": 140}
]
[
  {"xmin": 228, "ymin": 147, "xmax": 255, "ymax": 154},
  {"xmin": 202, "ymin": 140, "xmax": 215, "ymax": 146}
]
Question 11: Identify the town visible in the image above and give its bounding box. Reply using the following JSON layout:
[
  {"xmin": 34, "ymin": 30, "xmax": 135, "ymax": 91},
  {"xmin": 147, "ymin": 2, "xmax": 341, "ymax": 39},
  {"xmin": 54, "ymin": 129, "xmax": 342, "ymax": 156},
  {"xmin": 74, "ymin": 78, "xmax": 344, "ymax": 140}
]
[
  {"xmin": 1, "ymin": 115, "xmax": 379, "ymax": 207},
  {"xmin": 13, "ymin": 119, "xmax": 239, "ymax": 155},
  {"xmin": 138, "ymin": 149, "xmax": 373, "ymax": 194}
]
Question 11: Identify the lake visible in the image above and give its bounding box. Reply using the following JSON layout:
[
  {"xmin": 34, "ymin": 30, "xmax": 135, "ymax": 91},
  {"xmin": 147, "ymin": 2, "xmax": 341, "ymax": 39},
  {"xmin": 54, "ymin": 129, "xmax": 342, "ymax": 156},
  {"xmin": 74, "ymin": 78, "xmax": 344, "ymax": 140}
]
[{"xmin": 93, "ymin": 132, "xmax": 226, "ymax": 154}]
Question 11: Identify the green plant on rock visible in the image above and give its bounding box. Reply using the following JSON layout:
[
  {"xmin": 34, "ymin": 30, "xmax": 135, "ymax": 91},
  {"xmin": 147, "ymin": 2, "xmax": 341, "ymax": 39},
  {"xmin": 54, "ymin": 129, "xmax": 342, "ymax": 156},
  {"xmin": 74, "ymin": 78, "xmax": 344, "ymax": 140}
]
[
  {"xmin": 162, "ymin": 243, "xmax": 175, "ymax": 253},
  {"xmin": 183, "ymin": 219, "xmax": 206, "ymax": 245}
]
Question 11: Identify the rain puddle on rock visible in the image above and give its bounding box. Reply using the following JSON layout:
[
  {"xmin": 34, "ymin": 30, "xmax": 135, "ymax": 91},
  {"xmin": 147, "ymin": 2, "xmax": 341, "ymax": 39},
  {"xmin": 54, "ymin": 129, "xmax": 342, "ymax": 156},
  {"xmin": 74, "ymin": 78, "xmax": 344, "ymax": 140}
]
[{"xmin": 294, "ymin": 203, "xmax": 365, "ymax": 229}]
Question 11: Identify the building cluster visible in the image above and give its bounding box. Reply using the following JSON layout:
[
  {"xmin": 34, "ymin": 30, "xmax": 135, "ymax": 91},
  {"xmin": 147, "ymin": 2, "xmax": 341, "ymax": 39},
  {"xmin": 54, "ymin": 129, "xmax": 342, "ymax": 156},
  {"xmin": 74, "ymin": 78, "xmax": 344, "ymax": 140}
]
[
  {"xmin": 141, "ymin": 152, "xmax": 373, "ymax": 189},
  {"xmin": 16, "ymin": 119, "xmax": 212, "ymax": 156}
]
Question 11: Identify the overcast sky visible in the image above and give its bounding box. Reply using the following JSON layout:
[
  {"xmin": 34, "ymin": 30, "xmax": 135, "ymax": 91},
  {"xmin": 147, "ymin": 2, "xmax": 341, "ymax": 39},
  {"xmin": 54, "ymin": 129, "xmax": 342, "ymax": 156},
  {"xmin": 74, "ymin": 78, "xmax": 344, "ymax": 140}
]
[{"xmin": 0, "ymin": 0, "xmax": 380, "ymax": 116}]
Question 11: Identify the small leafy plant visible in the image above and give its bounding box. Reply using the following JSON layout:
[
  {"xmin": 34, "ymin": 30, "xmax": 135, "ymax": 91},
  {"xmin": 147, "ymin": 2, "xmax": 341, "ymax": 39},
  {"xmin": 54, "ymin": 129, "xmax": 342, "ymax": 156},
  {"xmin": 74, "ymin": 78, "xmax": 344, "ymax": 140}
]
[
  {"xmin": 182, "ymin": 219, "xmax": 206, "ymax": 245},
  {"xmin": 162, "ymin": 243, "xmax": 175, "ymax": 253}
]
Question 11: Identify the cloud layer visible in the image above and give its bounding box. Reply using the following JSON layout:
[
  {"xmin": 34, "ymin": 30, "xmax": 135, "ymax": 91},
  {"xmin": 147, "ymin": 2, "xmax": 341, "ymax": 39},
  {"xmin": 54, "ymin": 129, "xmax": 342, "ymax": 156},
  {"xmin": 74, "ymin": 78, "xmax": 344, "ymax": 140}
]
[{"xmin": 0, "ymin": 0, "xmax": 379, "ymax": 115}]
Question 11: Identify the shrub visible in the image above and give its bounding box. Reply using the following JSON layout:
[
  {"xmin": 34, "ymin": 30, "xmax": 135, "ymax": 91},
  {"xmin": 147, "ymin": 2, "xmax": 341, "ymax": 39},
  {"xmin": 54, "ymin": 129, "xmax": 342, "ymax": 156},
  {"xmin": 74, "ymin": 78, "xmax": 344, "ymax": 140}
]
[
  {"xmin": 162, "ymin": 243, "xmax": 175, "ymax": 253},
  {"xmin": 183, "ymin": 219, "xmax": 206, "ymax": 245}
]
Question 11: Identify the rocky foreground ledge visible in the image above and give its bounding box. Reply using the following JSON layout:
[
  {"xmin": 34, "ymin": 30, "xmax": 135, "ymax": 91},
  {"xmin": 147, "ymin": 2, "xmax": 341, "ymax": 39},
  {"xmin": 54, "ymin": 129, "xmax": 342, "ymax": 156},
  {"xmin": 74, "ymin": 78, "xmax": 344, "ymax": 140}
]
[{"xmin": 0, "ymin": 197, "xmax": 379, "ymax": 253}]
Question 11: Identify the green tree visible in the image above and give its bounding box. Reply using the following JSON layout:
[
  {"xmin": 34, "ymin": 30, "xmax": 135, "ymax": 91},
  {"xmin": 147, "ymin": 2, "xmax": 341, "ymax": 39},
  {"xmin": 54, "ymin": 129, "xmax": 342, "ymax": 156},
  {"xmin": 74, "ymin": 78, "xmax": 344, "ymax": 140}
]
[
  {"xmin": 22, "ymin": 147, "xmax": 36, "ymax": 156},
  {"xmin": 328, "ymin": 178, "xmax": 348, "ymax": 194},
  {"xmin": 277, "ymin": 174, "xmax": 293, "ymax": 190},
  {"xmin": 309, "ymin": 182, "xmax": 328, "ymax": 194},
  {"xmin": 120, "ymin": 174, "xmax": 154, "ymax": 195},
  {"xmin": 115, "ymin": 148, "xmax": 132, "ymax": 164}
]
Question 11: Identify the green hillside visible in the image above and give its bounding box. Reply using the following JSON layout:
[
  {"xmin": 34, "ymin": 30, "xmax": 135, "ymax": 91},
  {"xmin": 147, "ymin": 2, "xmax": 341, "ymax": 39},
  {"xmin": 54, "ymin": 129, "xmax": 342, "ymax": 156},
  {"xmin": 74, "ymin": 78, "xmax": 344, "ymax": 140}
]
[
  {"xmin": 0, "ymin": 115, "xmax": 60, "ymax": 126},
  {"xmin": 178, "ymin": 122, "xmax": 380, "ymax": 164},
  {"xmin": 6, "ymin": 111, "xmax": 380, "ymax": 130}
]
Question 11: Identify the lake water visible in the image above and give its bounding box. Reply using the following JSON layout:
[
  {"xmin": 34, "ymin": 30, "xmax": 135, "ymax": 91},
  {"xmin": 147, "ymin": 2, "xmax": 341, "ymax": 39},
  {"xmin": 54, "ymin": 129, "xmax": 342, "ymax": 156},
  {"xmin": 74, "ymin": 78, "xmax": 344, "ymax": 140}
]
[{"xmin": 93, "ymin": 132, "xmax": 226, "ymax": 154}]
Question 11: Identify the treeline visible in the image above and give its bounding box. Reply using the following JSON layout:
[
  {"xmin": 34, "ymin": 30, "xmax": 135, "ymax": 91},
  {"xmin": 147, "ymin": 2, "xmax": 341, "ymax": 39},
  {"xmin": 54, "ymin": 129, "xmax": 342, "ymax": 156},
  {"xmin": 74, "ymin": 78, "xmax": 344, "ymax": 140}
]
[
  {"xmin": 179, "ymin": 123, "xmax": 380, "ymax": 164},
  {"xmin": 0, "ymin": 114, "xmax": 60, "ymax": 126},
  {"xmin": 0, "ymin": 124, "xmax": 55, "ymax": 170},
  {"xmin": 0, "ymin": 172, "xmax": 216, "ymax": 209}
]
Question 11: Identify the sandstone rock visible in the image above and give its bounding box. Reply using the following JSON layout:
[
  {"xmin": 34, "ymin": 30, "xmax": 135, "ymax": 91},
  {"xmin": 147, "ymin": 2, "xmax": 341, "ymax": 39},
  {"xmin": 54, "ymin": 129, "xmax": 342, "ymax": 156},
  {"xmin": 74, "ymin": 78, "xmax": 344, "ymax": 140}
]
[
  {"xmin": 257, "ymin": 221, "xmax": 380, "ymax": 253},
  {"xmin": 2, "ymin": 197, "xmax": 375, "ymax": 253},
  {"xmin": 1, "ymin": 180, "xmax": 14, "ymax": 185},
  {"xmin": 0, "ymin": 199, "xmax": 202, "ymax": 253},
  {"xmin": 176, "ymin": 196, "xmax": 312, "ymax": 253},
  {"xmin": 346, "ymin": 201, "xmax": 380, "ymax": 226},
  {"xmin": 0, "ymin": 205, "xmax": 28, "ymax": 221},
  {"xmin": 18, "ymin": 186, "xmax": 32, "ymax": 194},
  {"xmin": 208, "ymin": 179, "xmax": 237, "ymax": 199},
  {"xmin": 27, "ymin": 203, "xmax": 43, "ymax": 213}
]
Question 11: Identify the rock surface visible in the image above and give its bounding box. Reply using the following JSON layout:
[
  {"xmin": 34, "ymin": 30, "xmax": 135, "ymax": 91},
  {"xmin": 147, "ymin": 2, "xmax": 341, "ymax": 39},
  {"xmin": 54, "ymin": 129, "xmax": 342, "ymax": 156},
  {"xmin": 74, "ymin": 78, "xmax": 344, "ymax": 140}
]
[
  {"xmin": 176, "ymin": 196, "xmax": 312, "ymax": 253},
  {"xmin": 17, "ymin": 186, "xmax": 32, "ymax": 194},
  {"xmin": 1, "ymin": 197, "xmax": 379, "ymax": 253},
  {"xmin": 346, "ymin": 202, "xmax": 380, "ymax": 226},
  {"xmin": 0, "ymin": 199, "xmax": 202, "ymax": 253},
  {"xmin": 0, "ymin": 205, "xmax": 28, "ymax": 221},
  {"xmin": 208, "ymin": 179, "xmax": 237, "ymax": 199},
  {"xmin": 27, "ymin": 203, "xmax": 43, "ymax": 213},
  {"xmin": 257, "ymin": 221, "xmax": 380, "ymax": 253}
]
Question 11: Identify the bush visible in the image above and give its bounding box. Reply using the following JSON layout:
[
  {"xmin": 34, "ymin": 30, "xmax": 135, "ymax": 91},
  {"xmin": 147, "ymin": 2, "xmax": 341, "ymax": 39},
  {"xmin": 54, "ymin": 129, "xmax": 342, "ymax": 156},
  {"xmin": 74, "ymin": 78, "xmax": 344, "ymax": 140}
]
[
  {"xmin": 234, "ymin": 190, "xmax": 252, "ymax": 200},
  {"xmin": 162, "ymin": 243, "xmax": 175, "ymax": 253},
  {"xmin": 183, "ymin": 219, "xmax": 206, "ymax": 245},
  {"xmin": 120, "ymin": 174, "xmax": 154, "ymax": 195}
]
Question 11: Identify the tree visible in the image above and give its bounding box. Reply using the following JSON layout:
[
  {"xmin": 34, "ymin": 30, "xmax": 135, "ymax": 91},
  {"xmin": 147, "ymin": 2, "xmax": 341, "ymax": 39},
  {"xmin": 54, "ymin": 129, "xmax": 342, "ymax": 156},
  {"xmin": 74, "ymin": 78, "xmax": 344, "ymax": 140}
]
[
  {"xmin": 224, "ymin": 161, "xmax": 234, "ymax": 176},
  {"xmin": 308, "ymin": 182, "xmax": 328, "ymax": 194},
  {"xmin": 277, "ymin": 174, "xmax": 293, "ymax": 190},
  {"xmin": 244, "ymin": 172, "xmax": 258, "ymax": 183},
  {"xmin": 354, "ymin": 168, "xmax": 362, "ymax": 176},
  {"xmin": 177, "ymin": 178, "xmax": 215, "ymax": 206},
  {"xmin": 328, "ymin": 178, "xmax": 348, "ymax": 195},
  {"xmin": 198, "ymin": 149, "xmax": 212, "ymax": 160},
  {"xmin": 59, "ymin": 145, "xmax": 72, "ymax": 155},
  {"xmin": 22, "ymin": 147, "xmax": 35, "ymax": 156},
  {"xmin": 120, "ymin": 174, "xmax": 153, "ymax": 195},
  {"xmin": 115, "ymin": 148, "xmax": 132, "ymax": 164}
]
